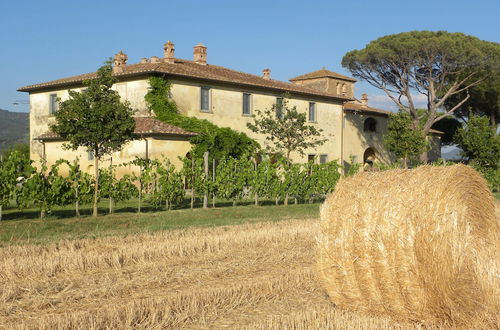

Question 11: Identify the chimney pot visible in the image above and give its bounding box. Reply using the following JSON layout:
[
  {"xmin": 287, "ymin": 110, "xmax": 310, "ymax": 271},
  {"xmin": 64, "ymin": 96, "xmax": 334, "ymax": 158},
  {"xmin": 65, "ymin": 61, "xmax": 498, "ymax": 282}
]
[
  {"xmin": 113, "ymin": 51, "xmax": 128, "ymax": 74},
  {"xmin": 262, "ymin": 68, "xmax": 271, "ymax": 80},
  {"xmin": 163, "ymin": 40, "xmax": 175, "ymax": 63},
  {"xmin": 150, "ymin": 56, "xmax": 160, "ymax": 63},
  {"xmin": 193, "ymin": 43, "xmax": 207, "ymax": 65},
  {"xmin": 361, "ymin": 93, "xmax": 368, "ymax": 106},
  {"xmin": 140, "ymin": 58, "xmax": 150, "ymax": 64}
]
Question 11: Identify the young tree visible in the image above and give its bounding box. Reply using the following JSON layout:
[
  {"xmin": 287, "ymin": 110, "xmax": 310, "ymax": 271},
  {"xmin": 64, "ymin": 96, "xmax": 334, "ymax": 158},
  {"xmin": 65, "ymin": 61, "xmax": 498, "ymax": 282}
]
[
  {"xmin": 454, "ymin": 114, "xmax": 500, "ymax": 169},
  {"xmin": 384, "ymin": 111, "xmax": 428, "ymax": 168},
  {"xmin": 247, "ymin": 96, "xmax": 326, "ymax": 161},
  {"xmin": 51, "ymin": 61, "xmax": 136, "ymax": 217},
  {"xmin": 0, "ymin": 150, "xmax": 33, "ymax": 221},
  {"xmin": 342, "ymin": 31, "xmax": 500, "ymax": 161}
]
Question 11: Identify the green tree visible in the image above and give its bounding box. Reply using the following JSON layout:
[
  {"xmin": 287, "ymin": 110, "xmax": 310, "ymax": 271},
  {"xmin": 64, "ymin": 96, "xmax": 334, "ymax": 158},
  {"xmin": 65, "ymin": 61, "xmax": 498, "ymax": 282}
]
[
  {"xmin": 446, "ymin": 76, "xmax": 499, "ymax": 128},
  {"xmin": 454, "ymin": 114, "xmax": 500, "ymax": 169},
  {"xmin": 342, "ymin": 31, "xmax": 500, "ymax": 161},
  {"xmin": 384, "ymin": 111, "xmax": 428, "ymax": 168},
  {"xmin": 51, "ymin": 61, "xmax": 136, "ymax": 217},
  {"xmin": 247, "ymin": 95, "xmax": 326, "ymax": 160}
]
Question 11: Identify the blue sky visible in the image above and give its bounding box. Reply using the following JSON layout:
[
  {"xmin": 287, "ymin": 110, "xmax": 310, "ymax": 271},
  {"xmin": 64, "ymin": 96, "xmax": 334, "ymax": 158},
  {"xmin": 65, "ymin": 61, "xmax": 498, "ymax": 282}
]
[{"xmin": 1, "ymin": 0, "xmax": 499, "ymax": 113}]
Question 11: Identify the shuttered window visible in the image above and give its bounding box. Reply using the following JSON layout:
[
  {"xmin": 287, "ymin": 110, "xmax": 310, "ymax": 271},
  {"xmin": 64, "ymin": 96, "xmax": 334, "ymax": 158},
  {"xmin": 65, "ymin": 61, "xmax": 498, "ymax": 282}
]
[
  {"xmin": 276, "ymin": 97, "xmax": 283, "ymax": 119},
  {"xmin": 243, "ymin": 93, "xmax": 251, "ymax": 115},
  {"xmin": 200, "ymin": 87, "xmax": 210, "ymax": 111},
  {"xmin": 49, "ymin": 94, "xmax": 58, "ymax": 114},
  {"xmin": 309, "ymin": 102, "xmax": 316, "ymax": 122}
]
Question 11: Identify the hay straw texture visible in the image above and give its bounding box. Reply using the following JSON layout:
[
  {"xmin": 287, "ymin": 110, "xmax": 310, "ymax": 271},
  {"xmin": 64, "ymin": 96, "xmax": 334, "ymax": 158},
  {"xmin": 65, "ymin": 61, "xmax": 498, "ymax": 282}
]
[{"xmin": 317, "ymin": 165, "xmax": 499, "ymax": 327}]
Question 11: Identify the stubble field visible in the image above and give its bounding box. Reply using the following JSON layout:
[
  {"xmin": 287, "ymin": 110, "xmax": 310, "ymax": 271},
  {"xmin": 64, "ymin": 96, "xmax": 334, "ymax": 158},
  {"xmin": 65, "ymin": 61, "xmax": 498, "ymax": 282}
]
[{"xmin": 1, "ymin": 205, "xmax": 498, "ymax": 329}]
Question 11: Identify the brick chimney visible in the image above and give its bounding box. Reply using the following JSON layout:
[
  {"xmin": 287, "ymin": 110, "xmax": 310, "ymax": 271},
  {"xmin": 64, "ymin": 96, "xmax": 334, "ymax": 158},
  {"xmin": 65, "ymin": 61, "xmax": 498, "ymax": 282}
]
[
  {"xmin": 193, "ymin": 43, "xmax": 207, "ymax": 65},
  {"xmin": 361, "ymin": 93, "xmax": 368, "ymax": 107},
  {"xmin": 113, "ymin": 51, "xmax": 128, "ymax": 74},
  {"xmin": 262, "ymin": 68, "xmax": 271, "ymax": 80},
  {"xmin": 150, "ymin": 56, "xmax": 161, "ymax": 63},
  {"xmin": 163, "ymin": 40, "xmax": 175, "ymax": 63}
]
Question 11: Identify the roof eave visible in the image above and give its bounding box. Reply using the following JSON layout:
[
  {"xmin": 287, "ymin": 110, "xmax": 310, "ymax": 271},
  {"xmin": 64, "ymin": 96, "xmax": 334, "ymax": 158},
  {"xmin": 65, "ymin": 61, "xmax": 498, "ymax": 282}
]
[{"xmin": 18, "ymin": 69, "xmax": 354, "ymax": 102}]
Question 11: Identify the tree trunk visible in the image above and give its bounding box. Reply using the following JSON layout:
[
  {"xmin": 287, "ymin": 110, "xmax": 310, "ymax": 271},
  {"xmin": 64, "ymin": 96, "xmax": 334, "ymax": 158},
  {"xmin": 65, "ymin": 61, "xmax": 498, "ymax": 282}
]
[
  {"xmin": 403, "ymin": 156, "xmax": 408, "ymax": 169},
  {"xmin": 165, "ymin": 199, "xmax": 169, "ymax": 211},
  {"xmin": 419, "ymin": 151, "xmax": 429, "ymax": 164},
  {"xmin": 203, "ymin": 151, "xmax": 208, "ymax": 209},
  {"xmin": 233, "ymin": 200, "xmax": 237, "ymax": 207},
  {"xmin": 40, "ymin": 209, "xmax": 45, "ymax": 219},
  {"xmin": 93, "ymin": 155, "xmax": 99, "ymax": 217},
  {"xmin": 75, "ymin": 183, "xmax": 80, "ymax": 218},
  {"xmin": 109, "ymin": 197, "xmax": 113, "ymax": 214},
  {"xmin": 284, "ymin": 194, "xmax": 289, "ymax": 206},
  {"xmin": 0, "ymin": 205, "xmax": 2, "ymax": 221},
  {"xmin": 254, "ymin": 192, "xmax": 259, "ymax": 206},
  {"xmin": 138, "ymin": 165, "xmax": 142, "ymax": 213},
  {"xmin": 294, "ymin": 197, "xmax": 298, "ymax": 205},
  {"xmin": 275, "ymin": 197, "xmax": 279, "ymax": 205},
  {"xmin": 190, "ymin": 158, "xmax": 194, "ymax": 210}
]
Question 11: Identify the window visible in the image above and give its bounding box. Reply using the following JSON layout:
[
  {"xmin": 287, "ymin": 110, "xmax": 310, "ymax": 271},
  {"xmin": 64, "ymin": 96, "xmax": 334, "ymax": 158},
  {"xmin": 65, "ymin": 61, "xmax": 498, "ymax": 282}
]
[
  {"xmin": 200, "ymin": 87, "xmax": 211, "ymax": 112},
  {"xmin": 242, "ymin": 93, "xmax": 252, "ymax": 115},
  {"xmin": 49, "ymin": 94, "xmax": 58, "ymax": 114},
  {"xmin": 364, "ymin": 117, "xmax": 377, "ymax": 132},
  {"xmin": 88, "ymin": 150, "xmax": 94, "ymax": 161},
  {"xmin": 308, "ymin": 102, "xmax": 316, "ymax": 122},
  {"xmin": 307, "ymin": 154, "xmax": 316, "ymax": 163},
  {"xmin": 276, "ymin": 97, "xmax": 283, "ymax": 119},
  {"xmin": 319, "ymin": 154, "xmax": 328, "ymax": 164}
]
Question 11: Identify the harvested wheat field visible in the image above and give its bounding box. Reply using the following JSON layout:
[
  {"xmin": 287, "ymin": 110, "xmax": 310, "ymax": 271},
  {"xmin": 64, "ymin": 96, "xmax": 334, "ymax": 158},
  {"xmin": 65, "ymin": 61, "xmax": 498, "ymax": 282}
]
[{"xmin": 0, "ymin": 204, "xmax": 498, "ymax": 329}]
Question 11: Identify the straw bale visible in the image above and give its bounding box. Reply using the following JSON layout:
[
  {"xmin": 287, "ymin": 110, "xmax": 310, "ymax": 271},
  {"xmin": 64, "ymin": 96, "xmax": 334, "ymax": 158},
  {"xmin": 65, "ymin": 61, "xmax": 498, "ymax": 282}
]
[{"xmin": 317, "ymin": 165, "xmax": 499, "ymax": 327}]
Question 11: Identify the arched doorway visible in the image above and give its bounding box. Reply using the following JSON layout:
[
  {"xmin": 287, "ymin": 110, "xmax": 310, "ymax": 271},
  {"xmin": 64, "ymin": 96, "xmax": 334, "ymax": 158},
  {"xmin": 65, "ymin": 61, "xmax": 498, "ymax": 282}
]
[{"xmin": 363, "ymin": 147, "xmax": 377, "ymax": 169}]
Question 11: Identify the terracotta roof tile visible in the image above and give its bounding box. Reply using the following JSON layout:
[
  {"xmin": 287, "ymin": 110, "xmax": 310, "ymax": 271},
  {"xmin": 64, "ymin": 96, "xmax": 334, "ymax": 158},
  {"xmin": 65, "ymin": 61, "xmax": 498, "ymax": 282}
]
[
  {"xmin": 289, "ymin": 68, "xmax": 356, "ymax": 82},
  {"xmin": 343, "ymin": 102, "xmax": 392, "ymax": 116},
  {"xmin": 18, "ymin": 59, "xmax": 353, "ymax": 101},
  {"xmin": 35, "ymin": 117, "xmax": 196, "ymax": 141}
]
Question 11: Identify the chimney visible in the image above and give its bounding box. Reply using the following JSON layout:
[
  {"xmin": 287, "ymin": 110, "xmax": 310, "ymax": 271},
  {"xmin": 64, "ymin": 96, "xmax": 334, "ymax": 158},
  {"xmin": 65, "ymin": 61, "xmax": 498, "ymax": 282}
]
[
  {"xmin": 262, "ymin": 68, "xmax": 271, "ymax": 80},
  {"xmin": 150, "ymin": 56, "xmax": 161, "ymax": 63},
  {"xmin": 163, "ymin": 40, "xmax": 175, "ymax": 63},
  {"xmin": 193, "ymin": 43, "xmax": 207, "ymax": 65},
  {"xmin": 113, "ymin": 51, "xmax": 128, "ymax": 74},
  {"xmin": 139, "ymin": 58, "xmax": 150, "ymax": 64},
  {"xmin": 361, "ymin": 93, "xmax": 368, "ymax": 107}
]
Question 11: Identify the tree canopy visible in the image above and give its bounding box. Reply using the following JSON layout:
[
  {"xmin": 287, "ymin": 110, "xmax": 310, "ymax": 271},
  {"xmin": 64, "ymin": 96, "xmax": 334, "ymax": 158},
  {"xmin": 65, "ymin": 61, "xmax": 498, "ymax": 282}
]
[
  {"xmin": 342, "ymin": 31, "xmax": 500, "ymax": 160},
  {"xmin": 51, "ymin": 60, "xmax": 136, "ymax": 216},
  {"xmin": 383, "ymin": 111, "xmax": 428, "ymax": 168}
]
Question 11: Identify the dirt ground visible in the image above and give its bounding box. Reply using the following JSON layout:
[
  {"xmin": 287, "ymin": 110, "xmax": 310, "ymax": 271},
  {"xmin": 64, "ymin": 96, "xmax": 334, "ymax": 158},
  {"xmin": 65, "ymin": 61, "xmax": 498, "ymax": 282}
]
[{"xmin": 1, "ymin": 205, "xmax": 498, "ymax": 329}]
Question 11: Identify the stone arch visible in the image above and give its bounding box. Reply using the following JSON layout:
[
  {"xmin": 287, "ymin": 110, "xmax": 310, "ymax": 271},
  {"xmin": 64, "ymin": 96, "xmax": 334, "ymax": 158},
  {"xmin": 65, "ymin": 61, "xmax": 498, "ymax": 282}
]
[
  {"xmin": 363, "ymin": 147, "xmax": 377, "ymax": 168},
  {"xmin": 364, "ymin": 117, "xmax": 377, "ymax": 132}
]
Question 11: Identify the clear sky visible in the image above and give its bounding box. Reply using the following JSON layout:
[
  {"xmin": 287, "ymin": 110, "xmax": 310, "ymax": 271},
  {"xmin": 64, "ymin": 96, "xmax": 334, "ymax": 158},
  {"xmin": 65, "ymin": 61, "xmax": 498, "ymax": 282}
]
[{"xmin": 1, "ymin": 0, "xmax": 499, "ymax": 113}]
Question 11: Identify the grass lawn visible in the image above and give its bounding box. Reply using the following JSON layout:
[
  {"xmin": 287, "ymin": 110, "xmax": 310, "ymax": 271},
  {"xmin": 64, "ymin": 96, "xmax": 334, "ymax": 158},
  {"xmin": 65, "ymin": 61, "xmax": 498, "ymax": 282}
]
[{"xmin": 0, "ymin": 199, "xmax": 321, "ymax": 247}]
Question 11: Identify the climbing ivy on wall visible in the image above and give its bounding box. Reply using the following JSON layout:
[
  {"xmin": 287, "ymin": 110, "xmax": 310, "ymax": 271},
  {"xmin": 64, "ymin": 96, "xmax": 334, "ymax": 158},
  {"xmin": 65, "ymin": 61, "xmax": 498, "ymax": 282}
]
[{"xmin": 145, "ymin": 76, "xmax": 260, "ymax": 159}]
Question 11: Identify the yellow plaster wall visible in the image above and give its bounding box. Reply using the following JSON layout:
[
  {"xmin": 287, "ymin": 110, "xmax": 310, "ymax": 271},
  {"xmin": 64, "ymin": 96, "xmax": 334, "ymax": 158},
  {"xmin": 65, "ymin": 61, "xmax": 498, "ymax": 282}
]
[
  {"xmin": 28, "ymin": 77, "xmax": 395, "ymax": 174},
  {"xmin": 42, "ymin": 137, "xmax": 190, "ymax": 176},
  {"xmin": 169, "ymin": 80, "xmax": 344, "ymax": 163},
  {"xmin": 342, "ymin": 112, "xmax": 393, "ymax": 169}
]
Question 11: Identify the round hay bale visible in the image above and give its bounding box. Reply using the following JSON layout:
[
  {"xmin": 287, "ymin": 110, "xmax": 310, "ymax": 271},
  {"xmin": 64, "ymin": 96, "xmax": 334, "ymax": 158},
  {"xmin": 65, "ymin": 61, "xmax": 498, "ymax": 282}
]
[{"xmin": 317, "ymin": 165, "xmax": 499, "ymax": 327}]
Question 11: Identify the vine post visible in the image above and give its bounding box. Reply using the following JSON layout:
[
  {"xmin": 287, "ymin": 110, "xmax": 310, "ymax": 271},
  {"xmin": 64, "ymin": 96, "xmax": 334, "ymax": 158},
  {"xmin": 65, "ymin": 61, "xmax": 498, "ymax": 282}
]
[
  {"xmin": 190, "ymin": 157, "xmax": 195, "ymax": 210},
  {"xmin": 203, "ymin": 152, "xmax": 209, "ymax": 209}
]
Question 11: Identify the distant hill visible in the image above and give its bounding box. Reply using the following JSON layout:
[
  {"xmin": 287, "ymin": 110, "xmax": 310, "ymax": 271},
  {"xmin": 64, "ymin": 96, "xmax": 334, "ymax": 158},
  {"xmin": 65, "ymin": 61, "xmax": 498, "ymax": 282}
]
[{"xmin": 0, "ymin": 109, "xmax": 29, "ymax": 153}]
